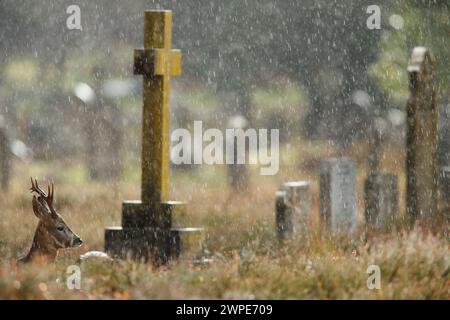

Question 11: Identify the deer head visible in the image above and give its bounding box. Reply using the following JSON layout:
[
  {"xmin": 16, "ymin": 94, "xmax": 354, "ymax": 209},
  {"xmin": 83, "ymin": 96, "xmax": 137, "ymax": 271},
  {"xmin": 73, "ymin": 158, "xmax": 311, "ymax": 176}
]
[{"xmin": 18, "ymin": 178, "xmax": 83, "ymax": 263}]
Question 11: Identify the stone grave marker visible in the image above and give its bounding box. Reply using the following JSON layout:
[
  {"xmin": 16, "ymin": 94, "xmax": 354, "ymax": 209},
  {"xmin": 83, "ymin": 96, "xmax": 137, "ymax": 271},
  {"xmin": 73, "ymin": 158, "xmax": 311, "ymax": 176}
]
[
  {"xmin": 226, "ymin": 115, "xmax": 250, "ymax": 192},
  {"xmin": 88, "ymin": 66, "xmax": 123, "ymax": 180},
  {"xmin": 437, "ymin": 98, "xmax": 450, "ymax": 168},
  {"xmin": 0, "ymin": 118, "xmax": 10, "ymax": 190},
  {"xmin": 406, "ymin": 47, "xmax": 438, "ymax": 223},
  {"xmin": 275, "ymin": 181, "xmax": 310, "ymax": 240},
  {"xmin": 364, "ymin": 172, "xmax": 398, "ymax": 230},
  {"xmin": 439, "ymin": 166, "xmax": 450, "ymax": 215},
  {"xmin": 320, "ymin": 158, "xmax": 357, "ymax": 234},
  {"xmin": 104, "ymin": 10, "xmax": 203, "ymax": 263}
]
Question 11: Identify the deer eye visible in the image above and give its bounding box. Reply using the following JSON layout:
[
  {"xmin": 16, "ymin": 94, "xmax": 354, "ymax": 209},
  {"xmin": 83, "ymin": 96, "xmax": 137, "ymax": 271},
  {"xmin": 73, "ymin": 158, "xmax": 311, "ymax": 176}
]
[{"xmin": 56, "ymin": 226, "xmax": 64, "ymax": 232}]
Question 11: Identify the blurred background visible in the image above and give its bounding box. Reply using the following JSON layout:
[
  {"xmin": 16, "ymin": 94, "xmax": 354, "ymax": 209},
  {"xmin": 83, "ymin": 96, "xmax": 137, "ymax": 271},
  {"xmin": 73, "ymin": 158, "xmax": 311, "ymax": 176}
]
[{"xmin": 0, "ymin": 0, "xmax": 449, "ymax": 193}]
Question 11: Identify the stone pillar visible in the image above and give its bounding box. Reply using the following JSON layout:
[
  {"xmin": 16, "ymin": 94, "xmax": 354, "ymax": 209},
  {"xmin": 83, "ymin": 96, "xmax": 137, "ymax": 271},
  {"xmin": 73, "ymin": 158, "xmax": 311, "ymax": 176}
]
[
  {"xmin": 367, "ymin": 117, "xmax": 387, "ymax": 174},
  {"xmin": 439, "ymin": 166, "xmax": 450, "ymax": 218},
  {"xmin": 275, "ymin": 181, "xmax": 310, "ymax": 240},
  {"xmin": 364, "ymin": 172, "xmax": 398, "ymax": 230},
  {"xmin": 320, "ymin": 158, "xmax": 357, "ymax": 234},
  {"xmin": 406, "ymin": 47, "xmax": 438, "ymax": 224},
  {"xmin": 275, "ymin": 190, "xmax": 287, "ymax": 239},
  {"xmin": 437, "ymin": 98, "xmax": 450, "ymax": 168},
  {"xmin": 226, "ymin": 115, "xmax": 249, "ymax": 193},
  {"xmin": 0, "ymin": 120, "xmax": 10, "ymax": 191},
  {"xmin": 88, "ymin": 66, "xmax": 123, "ymax": 181}
]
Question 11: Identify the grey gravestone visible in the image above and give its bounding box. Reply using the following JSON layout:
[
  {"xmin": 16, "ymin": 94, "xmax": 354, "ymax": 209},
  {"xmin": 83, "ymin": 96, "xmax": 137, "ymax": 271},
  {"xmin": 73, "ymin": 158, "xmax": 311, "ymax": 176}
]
[
  {"xmin": 437, "ymin": 99, "xmax": 450, "ymax": 168},
  {"xmin": 275, "ymin": 190, "xmax": 287, "ymax": 239},
  {"xmin": 275, "ymin": 181, "xmax": 310, "ymax": 240},
  {"xmin": 80, "ymin": 66, "xmax": 123, "ymax": 181},
  {"xmin": 440, "ymin": 166, "xmax": 450, "ymax": 212},
  {"xmin": 320, "ymin": 159, "xmax": 357, "ymax": 234},
  {"xmin": 367, "ymin": 117, "xmax": 388, "ymax": 174},
  {"xmin": 0, "ymin": 119, "xmax": 10, "ymax": 190},
  {"xmin": 226, "ymin": 115, "xmax": 250, "ymax": 192},
  {"xmin": 364, "ymin": 172, "xmax": 398, "ymax": 229}
]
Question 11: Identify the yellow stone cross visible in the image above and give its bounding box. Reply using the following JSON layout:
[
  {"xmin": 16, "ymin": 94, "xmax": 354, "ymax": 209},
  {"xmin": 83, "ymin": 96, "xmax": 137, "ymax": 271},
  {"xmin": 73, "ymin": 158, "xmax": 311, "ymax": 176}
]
[
  {"xmin": 105, "ymin": 10, "xmax": 203, "ymax": 264},
  {"xmin": 134, "ymin": 10, "xmax": 182, "ymax": 204}
]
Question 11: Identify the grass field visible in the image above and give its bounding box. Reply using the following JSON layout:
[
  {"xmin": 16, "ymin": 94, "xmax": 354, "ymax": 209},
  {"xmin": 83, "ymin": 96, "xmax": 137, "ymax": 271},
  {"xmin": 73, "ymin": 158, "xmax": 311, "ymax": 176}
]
[{"xmin": 0, "ymin": 141, "xmax": 448, "ymax": 299}]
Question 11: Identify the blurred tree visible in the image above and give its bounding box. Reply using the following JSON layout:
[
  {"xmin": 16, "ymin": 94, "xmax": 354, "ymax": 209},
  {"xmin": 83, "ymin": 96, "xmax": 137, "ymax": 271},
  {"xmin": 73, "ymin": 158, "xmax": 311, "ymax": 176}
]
[
  {"xmin": 369, "ymin": 0, "xmax": 450, "ymax": 167},
  {"xmin": 370, "ymin": 0, "xmax": 450, "ymax": 104}
]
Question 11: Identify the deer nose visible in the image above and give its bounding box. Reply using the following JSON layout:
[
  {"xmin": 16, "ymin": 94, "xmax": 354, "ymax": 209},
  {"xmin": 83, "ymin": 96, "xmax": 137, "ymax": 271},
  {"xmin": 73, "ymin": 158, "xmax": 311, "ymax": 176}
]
[{"xmin": 73, "ymin": 237, "xmax": 83, "ymax": 247}]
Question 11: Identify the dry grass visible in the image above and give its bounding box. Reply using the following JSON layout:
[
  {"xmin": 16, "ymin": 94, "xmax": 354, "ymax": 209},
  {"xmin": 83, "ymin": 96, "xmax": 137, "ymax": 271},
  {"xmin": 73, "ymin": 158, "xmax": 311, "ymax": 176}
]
[{"xmin": 0, "ymin": 141, "xmax": 448, "ymax": 299}]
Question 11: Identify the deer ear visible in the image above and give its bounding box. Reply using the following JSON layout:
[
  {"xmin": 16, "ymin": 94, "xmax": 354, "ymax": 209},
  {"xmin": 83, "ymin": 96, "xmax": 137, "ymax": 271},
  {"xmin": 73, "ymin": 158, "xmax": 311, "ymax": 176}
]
[{"xmin": 32, "ymin": 196, "xmax": 52, "ymax": 220}]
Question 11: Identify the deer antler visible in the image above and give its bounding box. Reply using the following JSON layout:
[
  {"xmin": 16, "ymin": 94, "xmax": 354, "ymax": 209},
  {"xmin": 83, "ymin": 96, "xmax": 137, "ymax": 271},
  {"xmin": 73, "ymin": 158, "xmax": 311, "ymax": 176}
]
[{"xmin": 30, "ymin": 177, "xmax": 54, "ymax": 208}]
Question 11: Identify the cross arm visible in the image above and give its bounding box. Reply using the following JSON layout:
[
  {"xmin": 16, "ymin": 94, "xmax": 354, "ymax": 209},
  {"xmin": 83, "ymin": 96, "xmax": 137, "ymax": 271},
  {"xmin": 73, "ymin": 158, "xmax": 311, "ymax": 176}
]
[{"xmin": 134, "ymin": 49, "xmax": 182, "ymax": 76}]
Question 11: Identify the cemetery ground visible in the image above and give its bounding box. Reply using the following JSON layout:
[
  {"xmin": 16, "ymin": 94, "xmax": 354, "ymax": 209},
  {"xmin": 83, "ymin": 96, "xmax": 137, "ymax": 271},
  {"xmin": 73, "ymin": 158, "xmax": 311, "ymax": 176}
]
[{"xmin": 0, "ymin": 141, "xmax": 448, "ymax": 299}]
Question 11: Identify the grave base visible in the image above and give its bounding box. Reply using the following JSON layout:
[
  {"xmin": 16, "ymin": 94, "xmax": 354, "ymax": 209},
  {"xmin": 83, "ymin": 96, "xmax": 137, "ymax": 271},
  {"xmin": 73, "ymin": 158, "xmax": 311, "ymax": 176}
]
[{"xmin": 105, "ymin": 200, "xmax": 204, "ymax": 264}]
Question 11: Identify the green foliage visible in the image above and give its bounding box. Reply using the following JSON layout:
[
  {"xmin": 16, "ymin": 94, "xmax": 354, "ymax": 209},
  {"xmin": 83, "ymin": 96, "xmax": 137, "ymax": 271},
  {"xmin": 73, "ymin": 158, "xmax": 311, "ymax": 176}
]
[
  {"xmin": 4, "ymin": 60, "xmax": 39, "ymax": 88},
  {"xmin": 252, "ymin": 83, "xmax": 305, "ymax": 113},
  {"xmin": 370, "ymin": 1, "xmax": 450, "ymax": 108}
]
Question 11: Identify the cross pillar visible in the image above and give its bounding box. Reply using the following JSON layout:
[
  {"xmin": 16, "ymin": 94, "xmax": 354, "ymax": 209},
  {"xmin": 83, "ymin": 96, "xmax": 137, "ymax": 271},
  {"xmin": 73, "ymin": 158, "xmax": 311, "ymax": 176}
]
[{"xmin": 134, "ymin": 10, "xmax": 181, "ymax": 203}]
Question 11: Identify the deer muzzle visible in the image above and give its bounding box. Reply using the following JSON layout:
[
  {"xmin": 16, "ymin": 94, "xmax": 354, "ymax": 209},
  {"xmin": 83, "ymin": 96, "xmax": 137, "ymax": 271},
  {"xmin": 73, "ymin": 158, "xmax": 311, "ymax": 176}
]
[{"xmin": 72, "ymin": 236, "xmax": 83, "ymax": 247}]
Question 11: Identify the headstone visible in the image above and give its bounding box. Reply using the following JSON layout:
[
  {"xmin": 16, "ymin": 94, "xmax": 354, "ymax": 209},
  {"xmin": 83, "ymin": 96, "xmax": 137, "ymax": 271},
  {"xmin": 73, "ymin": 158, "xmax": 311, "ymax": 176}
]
[
  {"xmin": 226, "ymin": 115, "xmax": 249, "ymax": 192},
  {"xmin": 104, "ymin": 10, "xmax": 203, "ymax": 263},
  {"xmin": 367, "ymin": 117, "xmax": 387, "ymax": 174},
  {"xmin": 0, "ymin": 117, "xmax": 11, "ymax": 190},
  {"xmin": 92, "ymin": 67, "xmax": 123, "ymax": 180},
  {"xmin": 275, "ymin": 181, "xmax": 310, "ymax": 240},
  {"xmin": 73, "ymin": 82, "xmax": 101, "ymax": 179},
  {"xmin": 437, "ymin": 98, "xmax": 450, "ymax": 168},
  {"xmin": 320, "ymin": 158, "xmax": 357, "ymax": 234},
  {"xmin": 406, "ymin": 47, "xmax": 438, "ymax": 223},
  {"xmin": 275, "ymin": 190, "xmax": 287, "ymax": 239},
  {"xmin": 364, "ymin": 172, "xmax": 398, "ymax": 230},
  {"xmin": 439, "ymin": 166, "xmax": 450, "ymax": 214},
  {"xmin": 78, "ymin": 67, "xmax": 124, "ymax": 181}
]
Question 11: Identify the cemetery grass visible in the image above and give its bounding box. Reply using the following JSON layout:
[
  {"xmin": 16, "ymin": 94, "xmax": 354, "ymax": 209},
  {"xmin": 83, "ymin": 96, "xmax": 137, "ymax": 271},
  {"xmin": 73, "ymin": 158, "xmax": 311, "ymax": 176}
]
[{"xmin": 0, "ymin": 143, "xmax": 449, "ymax": 299}]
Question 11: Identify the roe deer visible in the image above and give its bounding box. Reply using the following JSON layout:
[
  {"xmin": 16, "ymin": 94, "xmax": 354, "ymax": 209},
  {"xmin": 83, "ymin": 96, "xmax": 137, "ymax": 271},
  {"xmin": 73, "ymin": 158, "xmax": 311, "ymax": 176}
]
[{"xmin": 17, "ymin": 178, "xmax": 83, "ymax": 264}]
